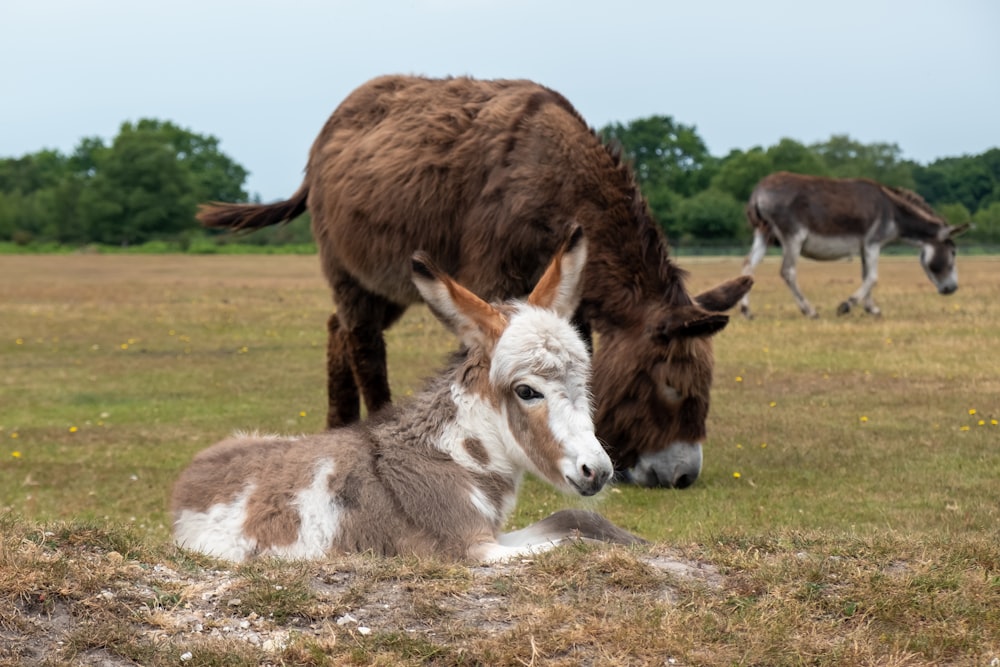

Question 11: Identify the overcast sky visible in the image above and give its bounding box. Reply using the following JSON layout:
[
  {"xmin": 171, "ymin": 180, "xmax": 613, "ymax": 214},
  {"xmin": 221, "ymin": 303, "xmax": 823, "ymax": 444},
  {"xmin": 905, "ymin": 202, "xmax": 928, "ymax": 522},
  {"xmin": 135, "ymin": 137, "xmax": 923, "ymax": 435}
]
[{"xmin": 4, "ymin": 0, "xmax": 998, "ymax": 201}]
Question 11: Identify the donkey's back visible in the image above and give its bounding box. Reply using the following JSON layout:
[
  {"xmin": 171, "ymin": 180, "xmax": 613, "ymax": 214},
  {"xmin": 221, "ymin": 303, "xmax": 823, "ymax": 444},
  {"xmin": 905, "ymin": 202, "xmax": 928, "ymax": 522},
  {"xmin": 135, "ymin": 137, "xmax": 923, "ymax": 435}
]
[{"xmin": 305, "ymin": 75, "xmax": 596, "ymax": 303}]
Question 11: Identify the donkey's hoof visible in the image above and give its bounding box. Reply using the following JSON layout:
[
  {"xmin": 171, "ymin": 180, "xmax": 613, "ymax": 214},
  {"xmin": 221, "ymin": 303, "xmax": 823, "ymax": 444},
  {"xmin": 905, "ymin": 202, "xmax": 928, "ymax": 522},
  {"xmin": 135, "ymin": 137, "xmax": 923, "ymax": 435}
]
[
  {"xmin": 740, "ymin": 305, "xmax": 754, "ymax": 320},
  {"xmin": 836, "ymin": 302, "xmax": 851, "ymax": 316}
]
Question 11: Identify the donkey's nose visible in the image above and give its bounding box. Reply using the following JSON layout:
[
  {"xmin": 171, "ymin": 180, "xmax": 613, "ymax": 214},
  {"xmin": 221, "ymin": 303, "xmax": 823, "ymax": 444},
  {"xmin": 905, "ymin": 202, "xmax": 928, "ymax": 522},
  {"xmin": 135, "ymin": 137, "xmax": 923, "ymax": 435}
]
[
  {"xmin": 570, "ymin": 460, "xmax": 612, "ymax": 496},
  {"xmin": 581, "ymin": 463, "xmax": 611, "ymax": 489},
  {"xmin": 939, "ymin": 283, "xmax": 957, "ymax": 295}
]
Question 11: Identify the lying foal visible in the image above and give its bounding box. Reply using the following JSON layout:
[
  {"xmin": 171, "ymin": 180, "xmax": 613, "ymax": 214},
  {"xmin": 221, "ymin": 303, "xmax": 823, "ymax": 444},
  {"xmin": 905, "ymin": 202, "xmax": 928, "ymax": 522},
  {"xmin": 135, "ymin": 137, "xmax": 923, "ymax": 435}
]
[{"xmin": 171, "ymin": 228, "xmax": 643, "ymax": 562}]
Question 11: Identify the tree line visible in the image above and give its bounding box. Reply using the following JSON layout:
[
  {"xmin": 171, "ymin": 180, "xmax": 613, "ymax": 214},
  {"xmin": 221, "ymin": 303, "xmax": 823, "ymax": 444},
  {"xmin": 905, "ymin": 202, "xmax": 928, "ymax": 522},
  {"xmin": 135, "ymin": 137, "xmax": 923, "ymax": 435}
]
[{"xmin": 2, "ymin": 116, "xmax": 999, "ymax": 250}]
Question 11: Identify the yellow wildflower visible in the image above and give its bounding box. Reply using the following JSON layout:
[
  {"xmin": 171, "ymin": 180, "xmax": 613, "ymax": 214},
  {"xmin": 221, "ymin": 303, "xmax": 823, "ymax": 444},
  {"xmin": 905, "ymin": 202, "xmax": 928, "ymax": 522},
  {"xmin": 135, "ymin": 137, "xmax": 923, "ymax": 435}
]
[
  {"xmin": 968, "ymin": 408, "xmax": 976, "ymax": 416},
  {"xmin": 299, "ymin": 411, "xmax": 307, "ymax": 417},
  {"xmin": 69, "ymin": 426, "xmax": 78, "ymax": 433},
  {"xmin": 735, "ymin": 376, "xmax": 743, "ymax": 383},
  {"xmin": 733, "ymin": 472, "xmax": 741, "ymax": 479},
  {"xmin": 769, "ymin": 401, "xmax": 777, "ymax": 408},
  {"xmin": 11, "ymin": 451, "xmax": 20, "ymax": 458},
  {"xmin": 860, "ymin": 416, "xmax": 868, "ymax": 423}
]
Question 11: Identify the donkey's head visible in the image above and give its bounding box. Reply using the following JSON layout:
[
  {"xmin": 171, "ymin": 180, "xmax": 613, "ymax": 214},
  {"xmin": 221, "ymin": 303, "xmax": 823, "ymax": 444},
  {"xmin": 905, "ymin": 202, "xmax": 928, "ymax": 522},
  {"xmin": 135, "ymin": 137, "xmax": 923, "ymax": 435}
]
[
  {"xmin": 919, "ymin": 223, "xmax": 970, "ymax": 296},
  {"xmin": 591, "ymin": 277, "xmax": 753, "ymax": 489},
  {"xmin": 411, "ymin": 226, "xmax": 613, "ymax": 496}
]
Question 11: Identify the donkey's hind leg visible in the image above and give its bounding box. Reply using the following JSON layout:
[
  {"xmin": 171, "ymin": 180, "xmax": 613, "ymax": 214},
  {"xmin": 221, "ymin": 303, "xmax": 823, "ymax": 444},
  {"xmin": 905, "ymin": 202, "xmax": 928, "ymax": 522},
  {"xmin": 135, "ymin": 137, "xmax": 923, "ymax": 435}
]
[
  {"xmin": 326, "ymin": 314, "xmax": 361, "ymax": 428},
  {"xmin": 332, "ymin": 274, "xmax": 408, "ymax": 423},
  {"xmin": 740, "ymin": 229, "xmax": 768, "ymax": 319}
]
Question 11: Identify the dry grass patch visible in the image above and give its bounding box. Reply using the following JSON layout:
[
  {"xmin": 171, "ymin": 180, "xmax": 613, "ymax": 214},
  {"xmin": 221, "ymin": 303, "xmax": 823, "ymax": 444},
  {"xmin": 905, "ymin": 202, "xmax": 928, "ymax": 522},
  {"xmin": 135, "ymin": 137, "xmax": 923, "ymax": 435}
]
[{"xmin": 2, "ymin": 253, "xmax": 999, "ymax": 664}]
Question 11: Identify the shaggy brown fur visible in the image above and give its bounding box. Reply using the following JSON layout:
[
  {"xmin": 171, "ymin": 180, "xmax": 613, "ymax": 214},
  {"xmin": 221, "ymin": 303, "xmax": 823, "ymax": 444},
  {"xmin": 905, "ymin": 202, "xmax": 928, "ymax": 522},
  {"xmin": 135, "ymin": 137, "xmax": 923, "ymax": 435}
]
[{"xmin": 197, "ymin": 75, "xmax": 751, "ymax": 487}]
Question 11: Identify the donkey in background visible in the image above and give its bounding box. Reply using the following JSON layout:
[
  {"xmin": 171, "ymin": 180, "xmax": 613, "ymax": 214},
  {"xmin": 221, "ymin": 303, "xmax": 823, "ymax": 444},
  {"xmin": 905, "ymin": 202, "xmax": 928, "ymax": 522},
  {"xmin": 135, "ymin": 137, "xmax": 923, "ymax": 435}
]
[
  {"xmin": 198, "ymin": 75, "xmax": 752, "ymax": 489},
  {"xmin": 740, "ymin": 172, "xmax": 969, "ymax": 318},
  {"xmin": 172, "ymin": 229, "xmax": 644, "ymax": 563}
]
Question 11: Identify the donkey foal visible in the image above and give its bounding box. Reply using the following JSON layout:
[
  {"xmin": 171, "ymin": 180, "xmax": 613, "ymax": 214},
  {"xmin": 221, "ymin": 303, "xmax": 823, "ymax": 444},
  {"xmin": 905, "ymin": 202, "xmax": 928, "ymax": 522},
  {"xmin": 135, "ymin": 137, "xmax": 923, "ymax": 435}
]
[{"xmin": 171, "ymin": 228, "xmax": 643, "ymax": 563}]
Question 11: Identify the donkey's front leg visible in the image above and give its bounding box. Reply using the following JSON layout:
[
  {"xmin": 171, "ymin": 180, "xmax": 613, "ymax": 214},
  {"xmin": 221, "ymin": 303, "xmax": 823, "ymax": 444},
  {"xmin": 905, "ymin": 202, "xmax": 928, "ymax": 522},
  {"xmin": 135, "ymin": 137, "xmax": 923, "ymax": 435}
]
[
  {"xmin": 490, "ymin": 509, "xmax": 646, "ymax": 562},
  {"xmin": 838, "ymin": 244, "xmax": 882, "ymax": 316},
  {"xmin": 779, "ymin": 232, "xmax": 818, "ymax": 318}
]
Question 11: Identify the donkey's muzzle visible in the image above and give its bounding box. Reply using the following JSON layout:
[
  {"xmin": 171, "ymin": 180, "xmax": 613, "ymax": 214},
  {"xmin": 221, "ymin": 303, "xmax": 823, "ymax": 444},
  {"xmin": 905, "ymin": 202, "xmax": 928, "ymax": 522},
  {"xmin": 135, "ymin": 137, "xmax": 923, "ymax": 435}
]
[{"xmin": 567, "ymin": 463, "xmax": 612, "ymax": 496}]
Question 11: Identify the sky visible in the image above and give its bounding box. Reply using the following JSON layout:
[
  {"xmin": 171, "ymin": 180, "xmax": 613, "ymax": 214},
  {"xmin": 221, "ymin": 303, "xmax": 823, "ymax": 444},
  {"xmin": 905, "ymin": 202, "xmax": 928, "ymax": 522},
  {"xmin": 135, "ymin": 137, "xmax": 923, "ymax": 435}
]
[{"xmin": 3, "ymin": 0, "xmax": 998, "ymax": 201}]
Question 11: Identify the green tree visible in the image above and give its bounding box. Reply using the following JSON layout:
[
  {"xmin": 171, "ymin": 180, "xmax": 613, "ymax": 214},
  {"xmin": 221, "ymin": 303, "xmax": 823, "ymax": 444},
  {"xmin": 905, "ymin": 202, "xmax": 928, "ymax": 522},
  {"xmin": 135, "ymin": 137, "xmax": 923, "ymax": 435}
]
[
  {"xmin": 767, "ymin": 138, "xmax": 828, "ymax": 176},
  {"xmin": 711, "ymin": 148, "xmax": 773, "ymax": 202},
  {"xmin": 600, "ymin": 116, "xmax": 716, "ymax": 199},
  {"xmin": 673, "ymin": 188, "xmax": 747, "ymax": 244},
  {"xmin": 78, "ymin": 122, "xmax": 196, "ymax": 245},
  {"xmin": 809, "ymin": 134, "xmax": 915, "ymax": 188},
  {"xmin": 971, "ymin": 201, "xmax": 1000, "ymax": 244}
]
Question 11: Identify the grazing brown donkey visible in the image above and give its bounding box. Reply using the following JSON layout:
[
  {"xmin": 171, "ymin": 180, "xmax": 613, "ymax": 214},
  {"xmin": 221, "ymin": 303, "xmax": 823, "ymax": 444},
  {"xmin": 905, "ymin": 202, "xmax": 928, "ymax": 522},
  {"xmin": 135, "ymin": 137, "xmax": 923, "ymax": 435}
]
[
  {"xmin": 740, "ymin": 172, "xmax": 970, "ymax": 318},
  {"xmin": 198, "ymin": 75, "xmax": 752, "ymax": 488},
  {"xmin": 172, "ymin": 229, "xmax": 643, "ymax": 563}
]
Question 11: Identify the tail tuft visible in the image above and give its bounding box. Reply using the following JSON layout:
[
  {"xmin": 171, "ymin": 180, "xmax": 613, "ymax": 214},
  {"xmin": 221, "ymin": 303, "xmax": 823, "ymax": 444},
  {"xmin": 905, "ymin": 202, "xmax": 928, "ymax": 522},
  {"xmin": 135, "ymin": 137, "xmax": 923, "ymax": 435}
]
[{"xmin": 197, "ymin": 186, "xmax": 308, "ymax": 232}]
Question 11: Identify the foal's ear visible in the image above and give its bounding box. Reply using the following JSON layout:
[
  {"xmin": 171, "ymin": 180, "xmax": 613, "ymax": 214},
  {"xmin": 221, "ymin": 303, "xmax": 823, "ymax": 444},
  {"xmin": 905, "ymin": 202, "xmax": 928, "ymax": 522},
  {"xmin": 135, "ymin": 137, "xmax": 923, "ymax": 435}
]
[
  {"xmin": 412, "ymin": 252, "xmax": 505, "ymax": 348},
  {"xmin": 528, "ymin": 225, "xmax": 587, "ymax": 319},
  {"xmin": 651, "ymin": 305, "xmax": 730, "ymax": 341},
  {"xmin": 694, "ymin": 275, "xmax": 754, "ymax": 313}
]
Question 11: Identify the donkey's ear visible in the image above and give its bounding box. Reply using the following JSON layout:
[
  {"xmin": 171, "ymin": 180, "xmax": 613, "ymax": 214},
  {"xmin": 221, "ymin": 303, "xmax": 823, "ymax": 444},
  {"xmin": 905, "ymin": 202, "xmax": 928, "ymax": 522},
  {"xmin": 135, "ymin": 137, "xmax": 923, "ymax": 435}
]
[
  {"xmin": 694, "ymin": 275, "xmax": 754, "ymax": 313},
  {"xmin": 650, "ymin": 305, "xmax": 729, "ymax": 341},
  {"xmin": 528, "ymin": 225, "xmax": 587, "ymax": 318},
  {"xmin": 941, "ymin": 222, "xmax": 971, "ymax": 241},
  {"xmin": 412, "ymin": 252, "xmax": 505, "ymax": 348}
]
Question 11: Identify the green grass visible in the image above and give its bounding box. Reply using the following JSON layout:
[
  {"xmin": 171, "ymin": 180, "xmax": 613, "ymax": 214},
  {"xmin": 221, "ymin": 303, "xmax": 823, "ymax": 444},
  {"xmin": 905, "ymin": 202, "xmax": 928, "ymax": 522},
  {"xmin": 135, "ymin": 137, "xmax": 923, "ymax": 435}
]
[{"xmin": 1, "ymin": 253, "xmax": 999, "ymax": 665}]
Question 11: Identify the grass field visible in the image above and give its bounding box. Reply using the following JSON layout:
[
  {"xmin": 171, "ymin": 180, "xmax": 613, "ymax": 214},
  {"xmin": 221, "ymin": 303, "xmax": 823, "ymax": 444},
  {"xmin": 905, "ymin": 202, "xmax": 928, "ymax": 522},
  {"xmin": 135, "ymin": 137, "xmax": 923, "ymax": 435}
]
[{"xmin": 2, "ymin": 253, "xmax": 998, "ymax": 665}]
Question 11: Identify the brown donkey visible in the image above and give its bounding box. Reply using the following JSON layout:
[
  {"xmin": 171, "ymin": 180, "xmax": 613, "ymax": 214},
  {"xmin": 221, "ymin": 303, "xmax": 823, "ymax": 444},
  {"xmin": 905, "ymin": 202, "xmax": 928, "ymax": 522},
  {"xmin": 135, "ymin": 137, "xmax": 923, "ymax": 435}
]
[
  {"xmin": 198, "ymin": 75, "xmax": 752, "ymax": 488},
  {"xmin": 172, "ymin": 229, "xmax": 643, "ymax": 562}
]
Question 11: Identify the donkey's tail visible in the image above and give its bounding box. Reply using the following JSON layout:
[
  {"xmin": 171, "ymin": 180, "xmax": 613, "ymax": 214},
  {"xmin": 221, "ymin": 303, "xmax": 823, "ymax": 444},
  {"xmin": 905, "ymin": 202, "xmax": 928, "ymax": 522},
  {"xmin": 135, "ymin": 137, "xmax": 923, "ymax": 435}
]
[
  {"xmin": 744, "ymin": 199, "xmax": 776, "ymax": 246},
  {"xmin": 197, "ymin": 184, "xmax": 309, "ymax": 232}
]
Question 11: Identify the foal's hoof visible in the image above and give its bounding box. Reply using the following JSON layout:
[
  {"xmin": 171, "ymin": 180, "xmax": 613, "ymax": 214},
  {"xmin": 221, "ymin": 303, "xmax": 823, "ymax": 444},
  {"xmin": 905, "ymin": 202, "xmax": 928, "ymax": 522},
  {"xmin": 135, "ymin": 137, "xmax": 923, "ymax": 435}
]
[{"xmin": 836, "ymin": 302, "xmax": 851, "ymax": 316}]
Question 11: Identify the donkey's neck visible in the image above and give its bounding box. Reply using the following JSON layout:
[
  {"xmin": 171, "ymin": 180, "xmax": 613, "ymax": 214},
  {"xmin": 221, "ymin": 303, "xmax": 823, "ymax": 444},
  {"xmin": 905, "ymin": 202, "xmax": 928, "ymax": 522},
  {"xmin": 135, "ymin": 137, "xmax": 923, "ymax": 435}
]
[
  {"xmin": 366, "ymin": 357, "xmax": 523, "ymax": 534},
  {"xmin": 887, "ymin": 191, "xmax": 946, "ymax": 241}
]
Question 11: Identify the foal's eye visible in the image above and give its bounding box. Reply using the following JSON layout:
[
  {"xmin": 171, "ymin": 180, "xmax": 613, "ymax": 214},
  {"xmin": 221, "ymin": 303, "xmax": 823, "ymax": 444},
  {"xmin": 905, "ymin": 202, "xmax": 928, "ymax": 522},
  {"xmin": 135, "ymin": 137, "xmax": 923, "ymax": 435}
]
[{"xmin": 514, "ymin": 384, "xmax": 543, "ymax": 401}]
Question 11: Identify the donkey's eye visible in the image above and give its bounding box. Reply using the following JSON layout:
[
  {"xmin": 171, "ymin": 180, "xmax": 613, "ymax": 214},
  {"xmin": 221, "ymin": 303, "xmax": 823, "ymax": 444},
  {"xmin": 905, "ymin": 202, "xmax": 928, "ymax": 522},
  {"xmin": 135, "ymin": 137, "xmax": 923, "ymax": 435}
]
[{"xmin": 514, "ymin": 384, "xmax": 544, "ymax": 401}]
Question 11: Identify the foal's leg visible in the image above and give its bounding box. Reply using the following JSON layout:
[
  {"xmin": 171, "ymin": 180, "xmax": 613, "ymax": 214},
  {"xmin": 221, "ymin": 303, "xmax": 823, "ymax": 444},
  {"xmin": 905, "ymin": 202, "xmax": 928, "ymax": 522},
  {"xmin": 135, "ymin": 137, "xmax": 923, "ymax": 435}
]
[
  {"xmin": 779, "ymin": 231, "xmax": 818, "ymax": 318},
  {"xmin": 740, "ymin": 229, "xmax": 768, "ymax": 319},
  {"xmin": 838, "ymin": 243, "xmax": 882, "ymax": 316}
]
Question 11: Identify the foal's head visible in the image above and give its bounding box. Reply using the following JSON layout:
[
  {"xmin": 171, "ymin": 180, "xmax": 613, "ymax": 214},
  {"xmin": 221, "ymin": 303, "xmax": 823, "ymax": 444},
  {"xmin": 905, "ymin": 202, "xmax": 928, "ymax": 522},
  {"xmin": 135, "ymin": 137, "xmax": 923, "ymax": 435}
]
[{"xmin": 412, "ymin": 227, "xmax": 613, "ymax": 496}]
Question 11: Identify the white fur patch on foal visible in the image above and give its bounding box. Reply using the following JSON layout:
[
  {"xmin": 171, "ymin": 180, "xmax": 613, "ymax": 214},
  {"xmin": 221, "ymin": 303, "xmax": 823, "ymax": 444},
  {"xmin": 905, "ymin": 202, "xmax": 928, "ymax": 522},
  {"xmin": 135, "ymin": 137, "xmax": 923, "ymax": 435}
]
[
  {"xmin": 265, "ymin": 459, "xmax": 341, "ymax": 560},
  {"xmin": 174, "ymin": 486, "xmax": 258, "ymax": 562}
]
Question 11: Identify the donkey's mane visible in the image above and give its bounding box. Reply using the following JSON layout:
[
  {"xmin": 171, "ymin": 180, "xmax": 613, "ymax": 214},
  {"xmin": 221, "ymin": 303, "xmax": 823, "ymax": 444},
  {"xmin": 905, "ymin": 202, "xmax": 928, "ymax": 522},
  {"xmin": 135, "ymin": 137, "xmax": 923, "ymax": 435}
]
[
  {"xmin": 602, "ymin": 139, "xmax": 693, "ymax": 307},
  {"xmin": 880, "ymin": 185, "xmax": 944, "ymax": 224}
]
